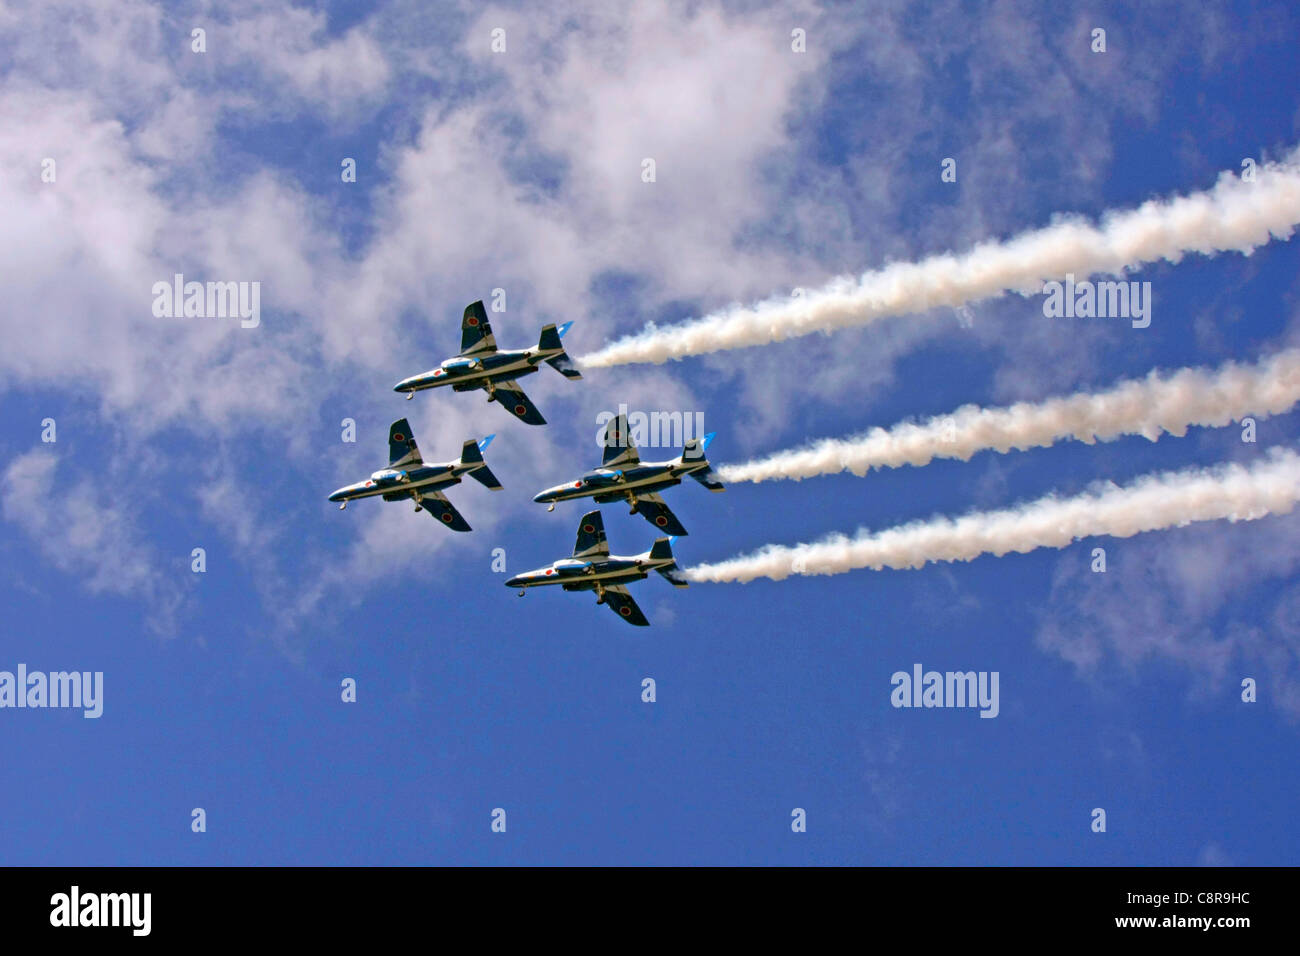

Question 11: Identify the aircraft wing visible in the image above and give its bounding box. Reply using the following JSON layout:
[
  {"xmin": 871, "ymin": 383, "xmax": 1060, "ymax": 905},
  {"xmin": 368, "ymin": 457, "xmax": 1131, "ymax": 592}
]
[
  {"xmin": 601, "ymin": 412, "xmax": 640, "ymax": 468},
  {"xmin": 632, "ymin": 492, "xmax": 688, "ymax": 536},
  {"xmin": 460, "ymin": 300, "xmax": 497, "ymax": 356},
  {"xmin": 388, "ymin": 418, "xmax": 422, "ymax": 468},
  {"xmin": 419, "ymin": 490, "xmax": 472, "ymax": 532},
  {"xmin": 602, "ymin": 584, "xmax": 649, "ymax": 626},
  {"xmin": 493, "ymin": 380, "xmax": 547, "ymax": 425},
  {"xmin": 572, "ymin": 510, "xmax": 609, "ymax": 559}
]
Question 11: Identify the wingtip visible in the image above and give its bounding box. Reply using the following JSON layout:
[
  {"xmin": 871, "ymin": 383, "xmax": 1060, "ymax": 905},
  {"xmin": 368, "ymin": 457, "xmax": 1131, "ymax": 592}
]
[
  {"xmin": 478, "ymin": 433, "xmax": 496, "ymax": 451},
  {"xmin": 557, "ymin": 320, "xmax": 573, "ymax": 339},
  {"xmin": 701, "ymin": 431, "xmax": 717, "ymax": 450}
]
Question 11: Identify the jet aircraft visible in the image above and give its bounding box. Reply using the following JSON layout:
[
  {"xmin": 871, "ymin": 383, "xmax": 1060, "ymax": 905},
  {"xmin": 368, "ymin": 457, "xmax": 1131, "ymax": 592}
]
[
  {"xmin": 393, "ymin": 300, "xmax": 581, "ymax": 425},
  {"xmin": 328, "ymin": 418, "xmax": 501, "ymax": 531},
  {"xmin": 504, "ymin": 510, "xmax": 687, "ymax": 626},
  {"xmin": 532, "ymin": 413, "xmax": 723, "ymax": 536}
]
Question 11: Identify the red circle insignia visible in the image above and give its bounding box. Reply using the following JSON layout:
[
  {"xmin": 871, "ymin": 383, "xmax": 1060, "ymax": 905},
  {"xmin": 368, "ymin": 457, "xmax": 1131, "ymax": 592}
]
[
  {"xmin": 515, "ymin": 404, "xmax": 527, "ymax": 415},
  {"xmin": 467, "ymin": 316, "xmax": 478, "ymax": 326},
  {"xmin": 583, "ymin": 524, "xmax": 595, "ymax": 533},
  {"xmin": 392, "ymin": 433, "xmax": 405, "ymax": 442},
  {"xmin": 619, "ymin": 606, "xmax": 631, "ymax": 616},
  {"xmin": 441, "ymin": 513, "xmax": 452, "ymax": 522},
  {"xmin": 655, "ymin": 516, "xmax": 668, "ymax": 526}
]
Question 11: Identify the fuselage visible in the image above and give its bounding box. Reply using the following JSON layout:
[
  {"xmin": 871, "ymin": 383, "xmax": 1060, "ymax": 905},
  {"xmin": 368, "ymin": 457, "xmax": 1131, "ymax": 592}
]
[
  {"xmin": 394, "ymin": 346, "xmax": 559, "ymax": 395},
  {"xmin": 505, "ymin": 553, "xmax": 673, "ymax": 591},
  {"xmin": 328, "ymin": 462, "xmax": 463, "ymax": 502},
  {"xmin": 533, "ymin": 459, "xmax": 705, "ymax": 505}
]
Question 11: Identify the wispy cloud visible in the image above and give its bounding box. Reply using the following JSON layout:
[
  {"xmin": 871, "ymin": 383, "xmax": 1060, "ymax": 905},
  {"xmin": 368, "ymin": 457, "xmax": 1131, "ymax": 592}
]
[
  {"xmin": 1, "ymin": 449, "xmax": 184, "ymax": 632},
  {"xmin": 582, "ymin": 150, "xmax": 1300, "ymax": 366}
]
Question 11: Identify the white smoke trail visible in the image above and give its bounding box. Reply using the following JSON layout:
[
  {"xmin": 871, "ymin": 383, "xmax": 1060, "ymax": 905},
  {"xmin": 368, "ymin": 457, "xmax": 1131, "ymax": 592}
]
[
  {"xmin": 581, "ymin": 151, "xmax": 1300, "ymax": 367},
  {"xmin": 688, "ymin": 449, "xmax": 1300, "ymax": 583},
  {"xmin": 719, "ymin": 350, "xmax": 1300, "ymax": 483}
]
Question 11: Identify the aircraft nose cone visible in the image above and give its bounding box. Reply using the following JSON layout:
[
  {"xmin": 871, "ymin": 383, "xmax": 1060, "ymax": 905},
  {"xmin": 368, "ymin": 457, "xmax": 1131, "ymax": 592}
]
[
  {"xmin": 532, "ymin": 490, "xmax": 552, "ymax": 503},
  {"xmin": 504, "ymin": 576, "xmax": 523, "ymax": 588},
  {"xmin": 328, "ymin": 488, "xmax": 347, "ymax": 502},
  {"xmin": 393, "ymin": 380, "xmax": 411, "ymax": 392}
]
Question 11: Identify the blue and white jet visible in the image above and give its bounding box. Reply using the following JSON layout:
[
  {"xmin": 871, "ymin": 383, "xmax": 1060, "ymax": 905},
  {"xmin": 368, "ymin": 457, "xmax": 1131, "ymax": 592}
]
[
  {"xmin": 532, "ymin": 413, "xmax": 723, "ymax": 536},
  {"xmin": 393, "ymin": 300, "xmax": 582, "ymax": 425},
  {"xmin": 504, "ymin": 510, "xmax": 687, "ymax": 627},
  {"xmin": 328, "ymin": 418, "xmax": 501, "ymax": 532}
]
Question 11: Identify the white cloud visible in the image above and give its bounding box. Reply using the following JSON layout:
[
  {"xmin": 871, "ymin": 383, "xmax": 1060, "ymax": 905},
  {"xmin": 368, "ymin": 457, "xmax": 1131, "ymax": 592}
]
[
  {"xmin": 1037, "ymin": 509, "xmax": 1300, "ymax": 719},
  {"xmin": 1, "ymin": 449, "xmax": 183, "ymax": 631}
]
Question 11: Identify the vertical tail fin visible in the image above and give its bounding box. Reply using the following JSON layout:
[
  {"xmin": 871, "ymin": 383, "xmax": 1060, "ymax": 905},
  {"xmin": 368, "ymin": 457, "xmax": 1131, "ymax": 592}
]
[
  {"xmin": 649, "ymin": 536, "xmax": 689, "ymax": 587},
  {"xmin": 681, "ymin": 432, "xmax": 724, "ymax": 491},
  {"xmin": 461, "ymin": 435, "xmax": 503, "ymax": 490},
  {"xmin": 540, "ymin": 322, "xmax": 582, "ymax": 380}
]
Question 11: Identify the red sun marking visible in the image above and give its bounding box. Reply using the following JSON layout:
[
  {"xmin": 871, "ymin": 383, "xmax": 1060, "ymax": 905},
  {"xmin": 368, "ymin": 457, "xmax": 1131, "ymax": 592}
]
[
  {"xmin": 467, "ymin": 316, "xmax": 479, "ymax": 326},
  {"xmin": 392, "ymin": 433, "xmax": 405, "ymax": 442},
  {"xmin": 515, "ymin": 404, "xmax": 527, "ymax": 415},
  {"xmin": 583, "ymin": 524, "xmax": 595, "ymax": 534},
  {"xmin": 655, "ymin": 516, "xmax": 668, "ymax": 526},
  {"xmin": 619, "ymin": 606, "xmax": 631, "ymax": 616},
  {"xmin": 544, "ymin": 569, "xmax": 553, "ymax": 575},
  {"xmin": 433, "ymin": 369, "xmax": 443, "ymax": 376},
  {"xmin": 573, "ymin": 481, "xmax": 583, "ymax": 488},
  {"xmin": 441, "ymin": 513, "xmax": 453, "ymax": 523}
]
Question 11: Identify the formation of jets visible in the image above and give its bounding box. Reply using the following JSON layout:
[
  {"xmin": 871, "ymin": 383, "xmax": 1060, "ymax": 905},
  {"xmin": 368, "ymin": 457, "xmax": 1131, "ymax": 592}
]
[{"xmin": 330, "ymin": 299, "xmax": 724, "ymax": 626}]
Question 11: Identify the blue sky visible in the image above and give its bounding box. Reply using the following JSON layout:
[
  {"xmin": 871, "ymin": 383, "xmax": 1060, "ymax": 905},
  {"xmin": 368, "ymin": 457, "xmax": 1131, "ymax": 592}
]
[{"xmin": 1, "ymin": 0, "xmax": 1298, "ymax": 865}]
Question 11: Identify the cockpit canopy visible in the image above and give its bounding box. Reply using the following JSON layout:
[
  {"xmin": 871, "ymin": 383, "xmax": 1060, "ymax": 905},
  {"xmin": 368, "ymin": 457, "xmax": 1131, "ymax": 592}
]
[
  {"xmin": 554, "ymin": 559, "xmax": 592, "ymax": 572},
  {"xmin": 370, "ymin": 468, "xmax": 406, "ymax": 483}
]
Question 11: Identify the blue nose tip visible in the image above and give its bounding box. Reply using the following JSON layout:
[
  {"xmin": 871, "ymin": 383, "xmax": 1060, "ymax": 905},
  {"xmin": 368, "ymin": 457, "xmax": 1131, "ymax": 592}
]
[{"xmin": 504, "ymin": 576, "xmax": 523, "ymax": 588}]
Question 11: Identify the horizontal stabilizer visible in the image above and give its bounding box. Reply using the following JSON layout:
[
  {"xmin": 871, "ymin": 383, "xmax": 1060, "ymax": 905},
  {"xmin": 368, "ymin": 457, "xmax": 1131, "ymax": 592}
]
[
  {"xmin": 540, "ymin": 323, "xmax": 583, "ymax": 379},
  {"xmin": 648, "ymin": 537, "xmax": 688, "ymax": 588},
  {"xmin": 545, "ymin": 352, "xmax": 583, "ymax": 379},
  {"xmin": 657, "ymin": 565, "xmax": 689, "ymax": 588},
  {"xmin": 682, "ymin": 433, "xmax": 724, "ymax": 491},
  {"xmin": 460, "ymin": 436, "xmax": 503, "ymax": 490},
  {"xmin": 468, "ymin": 464, "xmax": 502, "ymax": 490}
]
